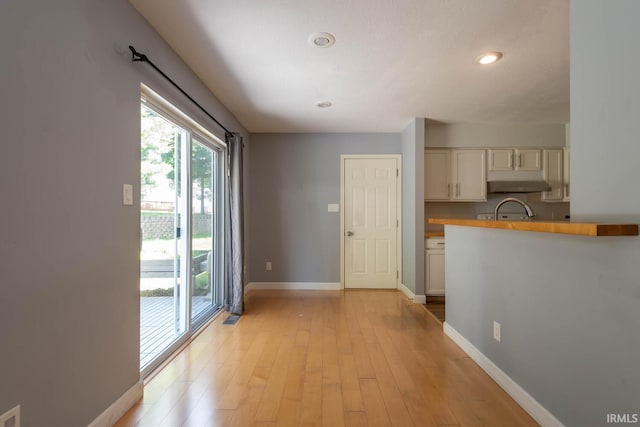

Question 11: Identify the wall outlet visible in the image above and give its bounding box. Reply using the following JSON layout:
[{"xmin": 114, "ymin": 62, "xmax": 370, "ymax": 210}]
[
  {"xmin": 0, "ymin": 405, "xmax": 20, "ymax": 427},
  {"xmin": 265, "ymin": 261, "xmax": 272, "ymax": 271},
  {"xmin": 493, "ymin": 321, "xmax": 501, "ymax": 342}
]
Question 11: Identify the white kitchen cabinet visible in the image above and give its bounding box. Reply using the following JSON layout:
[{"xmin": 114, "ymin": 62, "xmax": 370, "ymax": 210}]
[
  {"xmin": 542, "ymin": 149, "xmax": 564, "ymax": 201},
  {"xmin": 424, "ymin": 150, "xmax": 450, "ymax": 200},
  {"xmin": 451, "ymin": 149, "xmax": 486, "ymax": 201},
  {"xmin": 425, "ymin": 237, "xmax": 445, "ymax": 296},
  {"xmin": 425, "ymin": 149, "xmax": 486, "ymax": 201},
  {"xmin": 563, "ymin": 148, "xmax": 570, "ymax": 201},
  {"xmin": 488, "ymin": 148, "xmax": 541, "ymax": 171}
]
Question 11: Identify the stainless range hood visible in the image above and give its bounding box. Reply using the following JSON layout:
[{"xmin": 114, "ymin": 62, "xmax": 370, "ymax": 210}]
[{"xmin": 487, "ymin": 180, "xmax": 552, "ymax": 193}]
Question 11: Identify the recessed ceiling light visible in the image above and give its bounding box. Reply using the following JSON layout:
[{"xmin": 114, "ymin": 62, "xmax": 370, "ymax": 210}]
[
  {"xmin": 308, "ymin": 32, "xmax": 336, "ymax": 48},
  {"xmin": 475, "ymin": 52, "xmax": 503, "ymax": 65},
  {"xmin": 316, "ymin": 101, "xmax": 332, "ymax": 108}
]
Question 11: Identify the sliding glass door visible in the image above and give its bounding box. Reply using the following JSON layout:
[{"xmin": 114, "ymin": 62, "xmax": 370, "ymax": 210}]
[
  {"xmin": 139, "ymin": 97, "xmax": 224, "ymax": 375},
  {"xmin": 190, "ymin": 139, "xmax": 221, "ymax": 325}
]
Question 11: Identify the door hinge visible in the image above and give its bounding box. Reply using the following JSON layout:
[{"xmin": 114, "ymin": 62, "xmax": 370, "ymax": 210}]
[{"xmin": 396, "ymin": 168, "xmax": 399, "ymax": 176}]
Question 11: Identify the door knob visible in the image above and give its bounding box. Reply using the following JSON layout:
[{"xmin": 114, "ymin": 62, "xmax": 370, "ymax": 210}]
[{"xmin": 345, "ymin": 231, "xmax": 354, "ymax": 236}]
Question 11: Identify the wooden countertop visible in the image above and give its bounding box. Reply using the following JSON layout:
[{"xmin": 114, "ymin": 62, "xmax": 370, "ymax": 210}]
[
  {"xmin": 425, "ymin": 232, "xmax": 445, "ymax": 238},
  {"xmin": 428, "ymin": 218, "xmax": 638, "ymax": 237}
]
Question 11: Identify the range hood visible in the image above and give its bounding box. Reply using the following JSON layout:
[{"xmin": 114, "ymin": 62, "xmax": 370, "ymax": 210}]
[{"xmin": 487, "ymin": 180, "xmax": 552, "ymax": 193}]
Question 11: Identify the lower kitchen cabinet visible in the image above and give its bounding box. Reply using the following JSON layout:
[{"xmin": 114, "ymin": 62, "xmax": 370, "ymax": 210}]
[{"xmin": 425, "ymin": 237, "xmax": 445, "ymax": 296}]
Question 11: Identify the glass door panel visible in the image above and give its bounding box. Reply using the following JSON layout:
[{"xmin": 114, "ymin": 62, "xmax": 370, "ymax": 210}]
[
  {"xmin": 139, "ymin": 104, "xmax": 188, "ymax": 371},
  {"xmin": 191, "ymin": 140, "xmax": 219, "ymax": 322}
]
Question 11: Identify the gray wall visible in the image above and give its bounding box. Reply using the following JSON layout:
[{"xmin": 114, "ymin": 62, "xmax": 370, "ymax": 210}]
[
  {"xmin": 0, "ymin": 1, "xmax": 247, "ymax": 425},
  {"xmin": 401, "ymin": 119, "xmax": 425, "ymax": 296},
  {"xmin": 425, "ymin": 122, "xmax": 566, "ymax": 148},
  {"xmin": 248, "ymin": 133, "xmax": 400, "ymax": 283},
  {"xmin": 444, "ymin": 1, "xmax": 640, "ymax": 426}
]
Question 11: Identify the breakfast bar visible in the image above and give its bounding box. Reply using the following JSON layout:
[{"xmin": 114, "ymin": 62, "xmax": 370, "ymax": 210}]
[{"xmin": 428, "ymin": 218, "xmax": 638, "ymax": 237}]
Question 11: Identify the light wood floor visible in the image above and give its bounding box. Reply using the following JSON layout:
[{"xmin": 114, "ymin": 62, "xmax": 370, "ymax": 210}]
[
  {"xmin": 424, "ymin": 296, "xmax": 446, "ymax": 323},
  {"xmin": 115, "ymin": 290, "xmax": 538, "ymax": 427}
]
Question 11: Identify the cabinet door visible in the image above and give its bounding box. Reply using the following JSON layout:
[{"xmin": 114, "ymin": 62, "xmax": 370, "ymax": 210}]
[
  {"xmin": 542, "ymin": 149, "xmax": 564, "ymax": 201},
  {"xmin": 563, "ymin": 148, "xmax": 570, "ymax": 201},
  {"xmin": 488, "ymin": 149, "xmax": 513, "ymax": 171},
  {"xmin": 426, "ymin": 249, "xmax": 445, "ymax": 295},
  {"xmin": 424, "ymin": 150, "xmax": 450, "ymax": 200},
  {"xmin": 452, "ymin": 149, "xmax": 486, "ymax": 201},
  {"xmin": 516, "ymin": 149, "xmax": 542, "ymax": 171}
]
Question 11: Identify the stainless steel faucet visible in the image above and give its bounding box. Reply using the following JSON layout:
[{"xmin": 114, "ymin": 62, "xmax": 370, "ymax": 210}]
[{"xmin": 494, "ymin": 197, "xmax": 535, "ymax": 220}]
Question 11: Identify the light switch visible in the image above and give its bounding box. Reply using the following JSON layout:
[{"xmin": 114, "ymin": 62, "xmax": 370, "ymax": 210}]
[
  {"xmin": 327, "ymin": 204, "xmax": 339, "ymax": 213},
  {"xmin": 123, "ymin": 184, "xmax": 134, "ymax": 206}
]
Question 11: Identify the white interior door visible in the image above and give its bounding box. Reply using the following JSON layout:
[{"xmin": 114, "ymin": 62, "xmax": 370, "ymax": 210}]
[{"xmin": 343, "ymin": 157, "xmax": 399, "ymax": 289}]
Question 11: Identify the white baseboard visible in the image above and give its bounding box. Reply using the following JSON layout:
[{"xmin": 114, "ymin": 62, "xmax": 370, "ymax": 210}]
[
  {"xmin": 88, "ymin": 381, "xmax": 143, "ymax": 427},
  {"xmin": 398, "ymin": 283, "xmax": 426, "ymax": 304},
  {"xmin": 413, "ymin": 294, "xmax": 426, "ymax": 304},
  {"xmin": 443, "ymin": 322, "xmax": 564, "ymax": 427},
  {"xmin": 245, "ymin": 282, "xmax": 342, "ymax": 292}
]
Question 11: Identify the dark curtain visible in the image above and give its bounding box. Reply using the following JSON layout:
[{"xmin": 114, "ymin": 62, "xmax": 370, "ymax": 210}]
[{"xmin": 224, "ymin": 133, "xmax": 244, "ymax": 314}]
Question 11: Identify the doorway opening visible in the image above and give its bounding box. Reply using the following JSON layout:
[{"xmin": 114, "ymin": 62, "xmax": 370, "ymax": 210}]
[
  {"xmin": 139, "ymin": 89, "xmax": 225, "ymax": 375},
  {"xmin": 340, "ymin": 155, "xmax": 402, "ymax": 289}
]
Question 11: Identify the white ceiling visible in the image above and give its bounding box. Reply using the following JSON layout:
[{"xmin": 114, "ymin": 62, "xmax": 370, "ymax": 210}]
[{"xmin": 129, "ymin": 0, "xmax": 569, "ymax": 133}]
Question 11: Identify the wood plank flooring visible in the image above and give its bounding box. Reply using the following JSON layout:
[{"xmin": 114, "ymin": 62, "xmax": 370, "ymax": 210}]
[
  {"xmin": 140, "ymin": 296, "xmax": 212, "ymax": 368},
  {"xmin": 116, "ymin": 290, "xmax": 538, "ymax": 427},
  {"xmin": 423, "ymin": 296, "xmax": 446, "ymax": 323}
]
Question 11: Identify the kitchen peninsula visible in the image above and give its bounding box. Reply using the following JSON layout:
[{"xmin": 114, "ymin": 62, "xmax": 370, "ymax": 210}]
[{"xmin": 429, "ymin": 218, "xmax": 638, "ymax": 236}]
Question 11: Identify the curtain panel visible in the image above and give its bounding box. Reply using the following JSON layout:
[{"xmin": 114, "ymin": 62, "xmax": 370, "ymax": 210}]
[{"xmin": 224, "ymin": 133, "xmax": 244, "ymax": 314}]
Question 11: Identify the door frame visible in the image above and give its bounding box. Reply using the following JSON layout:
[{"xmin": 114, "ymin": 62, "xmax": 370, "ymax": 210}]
[
  {"xmin": 139, "ymin": 84, "xmax": 227, "ymax": 378},
  {"xmin": 339, "ymin": 154, "xmax": 402, "ymax": 289}
]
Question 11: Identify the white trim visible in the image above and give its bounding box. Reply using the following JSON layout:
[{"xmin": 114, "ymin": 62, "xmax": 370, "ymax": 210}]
[
  {"xmin": 398, "ymin": 283, "xmax": 426, "ymax": 304},
  {"xmin": 443, "ymin": 322, "xmax": 565, "ymax": 427},
  {"xmin": 88, "ymin": 381, "xmax": 143, "ymax": 427},
  {"xmin": 245, "ymin": 282, "xmax": 342, "ymax": 291},
  {"xmin": 340, "ymin": 154, "xmax": 402, "ymax": 289},
  {"xmin": 413, "ymin": 294, "xmax": 426, "ymax": 304},
  {"xmin": 141, "ymin": 83, "xmax": 226, "ymax": 148}
]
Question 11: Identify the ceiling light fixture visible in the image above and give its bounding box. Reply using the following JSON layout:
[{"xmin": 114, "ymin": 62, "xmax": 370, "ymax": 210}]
[
  {"xmin": 475, "ymin": 51, "xmax": 503, "ymax": 65},
  {"xmin": 316, "ymin": 101, "xmax": 332, "ymax": 108},
  {"xmin": 308, "ymin": 32, "xmax": 336, "ymax": 48}
]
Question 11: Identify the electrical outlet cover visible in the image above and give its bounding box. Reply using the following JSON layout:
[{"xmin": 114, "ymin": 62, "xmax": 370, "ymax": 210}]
[{"xmin": 493, "ymin": 321, "xmax": 501, "ymax": 342}]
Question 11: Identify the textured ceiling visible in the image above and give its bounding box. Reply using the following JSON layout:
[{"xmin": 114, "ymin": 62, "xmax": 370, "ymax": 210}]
[{"xmin": 129, "ymin": 0, "xmax": 569, "ymax": 133}]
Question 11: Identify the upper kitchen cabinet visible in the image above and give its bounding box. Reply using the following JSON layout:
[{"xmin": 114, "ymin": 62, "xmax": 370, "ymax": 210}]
[
  {"xmin": 452, "ymin": 149, "xmax": 486, "ymax": 200},
  {"xmin": 488, "ymin": 148, "xmax": 541, "ymax": 172},
  {"xmin": 424, "ymin": 150, "xmax": 451, "ymax": 200},
  {"xmin": 542, "ymin": 149, "xmax": 564, "ymax": 201},
  {"xmin": 563, "ymin": 148, "xmax": 570, "ymax": 201},
  {"xmin": 425, "ymin": 149, "xmax": 486, "ymax": 201}
]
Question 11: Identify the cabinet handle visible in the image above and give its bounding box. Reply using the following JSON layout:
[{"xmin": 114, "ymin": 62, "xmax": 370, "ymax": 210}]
[
  {"xmin": 447, "ymin": 183, "xmax": 451, "ymax": 197},
  {"xmin": 456, "ymin": 183, "xmax": 460, "ymax": 197},
  {"xmin": 508, "ymin": 153, "xmax": 513, "ymax": 169},
  {"xmin": 436, "ymin": 242, "xmax": 445, "ymax": 246},
  {"xmin": 517, "ymin": 153, "xmax": 522, "ymax": 168}
]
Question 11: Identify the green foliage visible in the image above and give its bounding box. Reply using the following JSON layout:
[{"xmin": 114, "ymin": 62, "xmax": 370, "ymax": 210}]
[
  {"xmin": 140, "ymin": 104, "xmax": 214, "ymax": 212},
  {"xmin": 140, "ymin": 288, "xmax": 173, "ymax": 297},
  {"xmin": 140, "ymin": 105, "xmax": 177, "ymax": 199},
  {"xmin": 140, "ymin": 211, "xmax": 173, "ymax": 217},
  {"xmin": 194, "ymin": 271, "xmax": 210, "ymax": 296}
]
